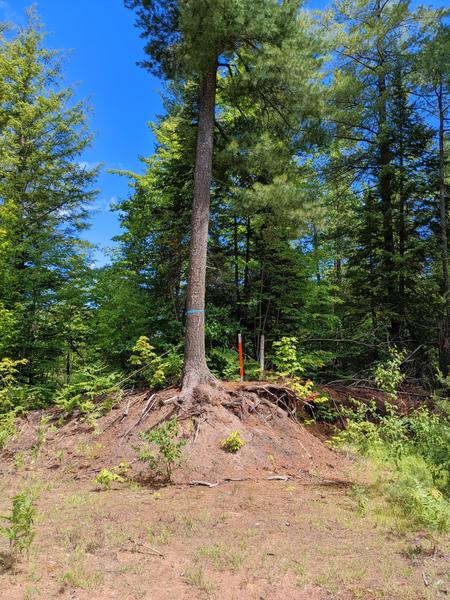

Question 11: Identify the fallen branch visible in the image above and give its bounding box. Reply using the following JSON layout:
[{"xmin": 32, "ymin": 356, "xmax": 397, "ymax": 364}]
[
  {"xmin": 122, "ymin": 393, "xmax": 157, "ymax": 437},
  {"xmin": 126, "ymin": 538, "xmax": 164, "ymax": 557},
  {"xmin": 189, "ymin": 480, "xmax": 219, "ymax": 488}
]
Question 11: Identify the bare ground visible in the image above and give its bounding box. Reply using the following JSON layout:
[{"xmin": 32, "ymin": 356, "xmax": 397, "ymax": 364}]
[{"xmin": 0, "ymin": 385, "xmax": 448, "ymax": 599}]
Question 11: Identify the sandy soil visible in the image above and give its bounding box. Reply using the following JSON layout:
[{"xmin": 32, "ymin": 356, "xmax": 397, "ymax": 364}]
[
  {"xmin": 0, "ymin": 470, "xmax": 448, "ymax": 600},
  {"xmin": 0, "ymin": 386, "xmax": 447, "ymax": 599}
]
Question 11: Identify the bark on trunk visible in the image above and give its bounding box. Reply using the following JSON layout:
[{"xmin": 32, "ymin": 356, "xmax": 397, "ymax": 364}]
[
  {"xmin": 378, "ymin": 69, "xmax": 398, "ymax": 339},
  {"xmin": 182, "ymin": 56, "xmax": 218, "ymax": 391},
  {"xmin": 244, "ymin": 217, "xmax": 251, "ymax": 300},
  {"xmin": 233, "ymin": 215, "xmax": 241, "ymax": 322}
]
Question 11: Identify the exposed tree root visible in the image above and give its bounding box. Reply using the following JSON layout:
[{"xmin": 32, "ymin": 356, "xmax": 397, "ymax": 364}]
[
  {"xmin": 5, "ymin": 379, "xmax": 352, "ymax": 486},
  {"xmin": 130, "ymin": 380, "xmax": 308, "ymax": 433}
]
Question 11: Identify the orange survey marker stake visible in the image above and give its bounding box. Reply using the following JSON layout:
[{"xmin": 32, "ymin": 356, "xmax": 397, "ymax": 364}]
[{"xmin": 238, "ymin": 332, "xmax": 244, "ymax": 383}]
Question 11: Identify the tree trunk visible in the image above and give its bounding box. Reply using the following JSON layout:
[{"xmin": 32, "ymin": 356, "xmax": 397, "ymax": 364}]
[
  {"xmin": 233, "ymin": 215, "xmax": 241, "ymax": 322},
  {"xmin": 398, "ymin": 120, "xmax": 406, "ymax": 331},
  {"xmin": 244, "ymin": 217, "xmax": 251, "ymax": 300},
  {"xmin": 312, "ymin": 224, "xmax": 321, "ymax": 284},
  {"xmin": 182, "ymin": 56, "xmax": 218, "ymax": 391},
  {"xmin": 377, "ymin": 69, "xmax": 398, "ymax": 339},
  {"xmin": 437, "ymin": 77, "xmax": 450, "ymax": 377}
]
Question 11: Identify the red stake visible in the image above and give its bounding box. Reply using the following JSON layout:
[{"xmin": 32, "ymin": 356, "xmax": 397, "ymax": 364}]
[{"xmin": 238, "ymin": 332, "xmax": 244, "ymax": 383}]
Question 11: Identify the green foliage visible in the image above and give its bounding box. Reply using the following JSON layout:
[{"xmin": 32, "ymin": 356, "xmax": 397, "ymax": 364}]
[
  {"xmin": 0, "ymin": 358, "xmax": 28, "ymax": 389},
  {"xmin": 55, "ymin": 364, "xmax": 122, "ymax": 418},
  {"xmin": 374, "ymin": 348, "xmax": 406, "ymax": 400},
  {"xmin": 94, "ymin": 464, "xmax": 128, "ymax": 490},
  {"xmin": 35, "ymin": 415, "xmax": 56, "ymax": 451},
  {"xmin": 0, "ymin": 411, "xmax": 16, "ymax": 450},
  {"xmin": 272, "ymin": 337, "xmax": 332, "ymax": 378},
  {"xmin": 0, "ymin": 12, "xmax": 98, "ymax": 388},
  {"xmin": 130, "ymin": 336, "xmax": 182, "ymax": 388},
  {"xmin": 221, "ymin": 430, "xmax": 245, "ymax": 453},
  {"xmin": 208, "ymin": 348, "xmax": 260, "ymax": 381},
  {"xmin": 0, "ymin": 487, "xmax": 37, "ymax": 559},
  {"xmin": 332, "ymin": 399, "xmax": 450, "ymax": 532},
  {"xmin": 387, "ymin": 455, "xmax": 449, "ymax": 533},
  {"xmin": 272, "ymin": 337, "xmax": 304, "ymax": 377},
  {"xmin": 137, "ymin": 417, "xmax": 186, "ymax": 481}
]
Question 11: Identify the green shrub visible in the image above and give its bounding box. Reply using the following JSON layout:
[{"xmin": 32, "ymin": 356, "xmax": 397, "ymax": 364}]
[
  {"xmin": 332, "ymin": 399, "xmax": 450, "ymax": 532},
  {"xmin": 130, "ymin": 336, "xmax": 182, "ymax": 388},
  {"xmin": 388, "ymin": 455, "xmax": 449, "ymax": 532},
  {"xmin": 136, "ymin": 417, "xmax": 186, "ymax": 481},
  {"xmin": 221, "ymin": 430, "xmax": 245, "ymax": 453},
  {"xmin": 55, "ymin": 364, "xmax": 122, "ymax": 418},
  {"xmin": 0, "ymin": 487, "xmax": 37, "ymax": 559},
  {"xmin": 272, "ymin": 336, "xmax": 332, "ymax": 378},
  {"xmin": 5, "ymin": 383, "xmax": 56, "ymax": 412},
  {"xmin": 272, "ymin": 337, "xmax": 303, "ymax": 377},
  {"xmin": 208, "ymin": 348, "xmax": 260, "ymax": 381},
  {"xmin": 374, "ymin": 347, "xmax": 405, "ymax": 400},
  {"xmin": 95, "ymin": 465, "xmax": 127, "ymax": 490}
]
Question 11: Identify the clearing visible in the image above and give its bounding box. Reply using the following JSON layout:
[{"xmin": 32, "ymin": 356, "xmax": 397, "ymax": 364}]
[{"xmin": 0, "ymin": 386, "xmax": 448, "ymax": 599}]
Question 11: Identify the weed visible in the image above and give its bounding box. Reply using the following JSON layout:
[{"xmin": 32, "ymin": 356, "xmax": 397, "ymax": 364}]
[
  {"xmin": 75, "ymin": 441, "xmax": 103, "ymax": 459},
  {"xmin": 136, "ymin": 416, "xmax": 186, "ymax": 481},
  {"xmin": 54, "ymin": 449, "xmax": 64, "ymax": 462},
  {"xmin": 196, "ymin": 542, "xmax": 245, "ymax": 572},
  {"xmin": 0, "ymin": 487, "xmax": 37, "ymax": 560},
  {"xmin": 184, "ymin": 565, "xmax": 213, "ymax": 593},
  {"xmin": 221, "ymin": 430, "xmax": 245, "ymax": 453},
  {"xmin": 59, "ymin": 551, "xmax": 103, "ymax": 590},
  {"xmin": 95, "ymin": 467, "xmax": 126, "ymax": 490},
  {"xmin": 146, "ymin": 524, "xmax": 171, "ymax": 545},
  {"xmin": 0, "ymin": 411, "xmax": 16, "ymax": 450},
  {"xmin": 292, "ymin": 560, "xmax": 308, "ymax": 586},
  {"xmin": 333, "ymin": 399, "xmax": 450, "ymax": 532},
  {"xmin": 14, "ymin": 452, "xmax": 25, "ymax": 469},
  {"xmin": 36, "ymin": 415, "xmax": 55, "ymax": 449}
]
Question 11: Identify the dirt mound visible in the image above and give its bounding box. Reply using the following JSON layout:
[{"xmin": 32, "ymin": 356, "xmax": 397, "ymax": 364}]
[
  {"xmin": 320, "ymin": 382, "xmax": 432, "ymax": 413},
  {"xmin": 2, "ymin": 383, "xmax": 353, "ymax": 485}
]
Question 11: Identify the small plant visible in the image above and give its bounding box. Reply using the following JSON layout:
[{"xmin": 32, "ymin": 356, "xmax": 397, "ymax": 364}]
[
  {"xmin": 332, "ymin": 398, "xmax": 450, "ymax": 532},
  {"xmin": 94, "ymin": 464, "xmax": 128, "ymax": 490},
  {"xmin": 221, "ymin": 430, "xmax": 245, "ymax": 453},
  {"xmin": 136, "ymin": 417, "xmax": 186, "ymax": 481},
  {"xmin": 183, "ymin": 565, "xmax": 212, "ymax": 593},
  {"xmin": 14, "ymin": 452, "xmax": 25, "ymax": 469},
  {"xmin": 272, "ymin": 337, "xmax": 303, "ymax": 377},
  {"xmin": 197, "ymin": 541, "xmax": 246, "ymax": 572},
  {"xmin": 54, "ymin": 449, "xmax": 64, "ymax": 462},
  {"xmin": 130, "ymin": 336, "xmax": 182, "ymax": 388},
  {"xmin": 0, "ymin": 410, "xmax": 16, "ymax": 450},
  {"xmin": 37, "ymin": 415, "xmax": 53, "ymax": 446},
  {"xmin": 55, "ymin": 364, "xmax": 122, "ymax": 419},
  {"xmin": 272, "ymin": 337, "xmax": 331, "ymax": 378},
  {"xmin": 0, "ymin": 487, "xmax": 37, "ymax": 560},
  {"xmin": 374, "ymin": 347, "xmax": 405, "ymax": 400}
]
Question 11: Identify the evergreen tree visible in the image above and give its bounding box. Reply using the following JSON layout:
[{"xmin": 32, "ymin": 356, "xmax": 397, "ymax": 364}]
[
  {"xmin": 125, "ymin": 0, "xmax": 323, "ymax": 395},
  {"xmin": 0, "ymin": 13, "xmax": 97, "ymax": 384}
]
